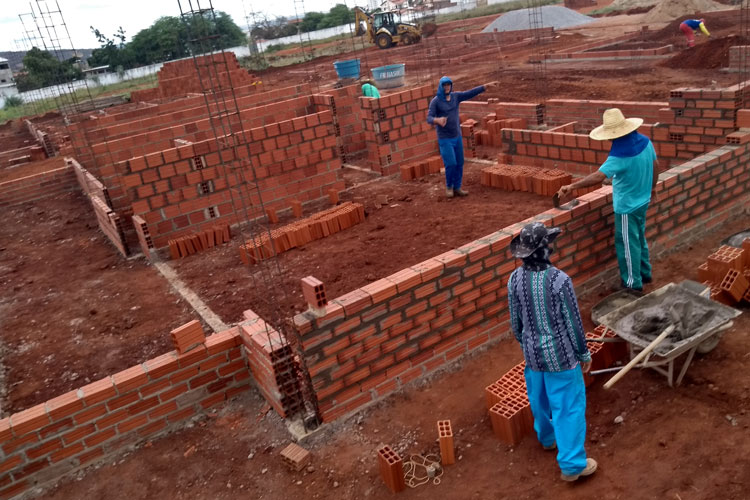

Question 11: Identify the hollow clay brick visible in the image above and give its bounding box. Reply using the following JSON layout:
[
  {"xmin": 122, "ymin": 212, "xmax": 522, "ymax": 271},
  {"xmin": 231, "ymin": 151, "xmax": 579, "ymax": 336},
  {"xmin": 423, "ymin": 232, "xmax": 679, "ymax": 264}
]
[
  {"xmin": 720, "ymin": 268, "xmax": 749, "ymax": 302},
  {"xmin": 437, "ymin": 420, "xmax": 455, "ymax": 466},
  {"xmin": 301, "ymin": 276, "xmax": 327, "ymax": 308},
  {"xmin": 377, "ymin": 445, "xmax": 405, "ymax": 493}
]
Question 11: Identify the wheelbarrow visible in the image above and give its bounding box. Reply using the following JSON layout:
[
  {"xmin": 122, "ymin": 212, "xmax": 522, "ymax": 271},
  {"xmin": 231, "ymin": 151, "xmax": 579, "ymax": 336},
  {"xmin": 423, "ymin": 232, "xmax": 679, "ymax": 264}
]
[{"xmin": 591, "ymin": 282, "xmax": 741, "ymax": 388}]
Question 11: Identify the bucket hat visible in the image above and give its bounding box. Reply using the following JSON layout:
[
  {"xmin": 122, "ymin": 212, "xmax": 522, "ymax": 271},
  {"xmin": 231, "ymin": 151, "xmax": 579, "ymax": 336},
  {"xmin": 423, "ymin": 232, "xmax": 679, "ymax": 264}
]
[
  {"xmin": 510, "ymin": 222, "xmax": 562, "ymax": 259},
  {"xmin": 589, "ymin": 108, "xmax": 643, "ymax": 141}
]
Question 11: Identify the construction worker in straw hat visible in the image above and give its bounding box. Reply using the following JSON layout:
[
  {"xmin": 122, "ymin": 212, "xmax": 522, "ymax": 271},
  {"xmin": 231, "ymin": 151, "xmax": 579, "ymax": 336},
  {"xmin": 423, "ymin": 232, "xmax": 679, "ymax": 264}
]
[
  {"xmin": 680, "ymin": 18, "xmax": 710, "ymax": 48},
  {"xmin": 508, "ymin": 221, "xmax": 597, "ymax": 482},
  {"xmin": 557, "ymin": 108, "xmax": 658, "ymax": 292}
]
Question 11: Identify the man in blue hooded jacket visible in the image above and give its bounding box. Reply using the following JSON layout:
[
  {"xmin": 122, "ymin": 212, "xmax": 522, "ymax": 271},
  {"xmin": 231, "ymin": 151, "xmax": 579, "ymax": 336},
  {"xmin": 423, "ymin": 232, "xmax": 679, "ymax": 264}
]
[
  {"xmin": 557, "ymin": 108, "xmax": 658, "ymax": 292},
  {"xmin": 427, "ymin": 77, "xmax": 498, "ymax": 198}
]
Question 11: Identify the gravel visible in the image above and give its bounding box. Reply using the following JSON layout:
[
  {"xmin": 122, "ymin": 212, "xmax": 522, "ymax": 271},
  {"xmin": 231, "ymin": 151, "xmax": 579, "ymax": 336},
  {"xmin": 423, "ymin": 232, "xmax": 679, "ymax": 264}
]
[{"xmin": 481, "ymin": 6, "xmax": 596, "ymax": 33}]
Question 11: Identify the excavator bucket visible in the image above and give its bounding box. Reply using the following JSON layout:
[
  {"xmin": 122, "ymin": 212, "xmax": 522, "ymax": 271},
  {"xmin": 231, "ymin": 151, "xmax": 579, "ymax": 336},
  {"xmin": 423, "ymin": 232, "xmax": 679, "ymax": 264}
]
[
  {"xmin": 355, "ymin": 22, "xmax": 367, "ymax": 36},
  {"xmin": 421, "ymin": 22, "xmax": 437, "ymax": 37}
]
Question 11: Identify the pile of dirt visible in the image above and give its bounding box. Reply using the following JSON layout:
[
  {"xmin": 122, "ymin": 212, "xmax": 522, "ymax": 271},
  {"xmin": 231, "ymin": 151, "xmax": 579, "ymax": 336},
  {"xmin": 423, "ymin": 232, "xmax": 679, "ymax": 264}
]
[
  {"xmin": 644, "ymin": 0, "xmax": 729, "ymax": 23},
  {"xmin": 643, "ymin": 11, "xmax": 737, "ymax": 42},
  {"xmin": 481, "ymin": 6, "xmax": 595, "ymax": 32},
  {"xmin": 609, "ymin": 0, "xmax": 658, "ymax": 8},
  {"xmin": 660, "ymin": 34, "xmax": 748, "ymax": 69}
]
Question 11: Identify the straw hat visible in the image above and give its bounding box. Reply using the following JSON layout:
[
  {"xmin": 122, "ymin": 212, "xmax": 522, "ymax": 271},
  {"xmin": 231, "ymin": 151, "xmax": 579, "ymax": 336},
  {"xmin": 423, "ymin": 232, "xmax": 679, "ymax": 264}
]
[{"xmin": 589, "ymin": 108, "xmax": 643, "ymax": 141}]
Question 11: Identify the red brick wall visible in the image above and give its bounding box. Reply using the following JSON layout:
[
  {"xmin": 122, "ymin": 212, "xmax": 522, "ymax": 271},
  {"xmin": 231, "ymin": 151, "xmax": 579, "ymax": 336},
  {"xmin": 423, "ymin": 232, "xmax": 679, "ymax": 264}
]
[
  {"xmin": 240, "ymin": 310, "xmax": 302, "ymax": 418},
  {"xmin": 0, "ymin": 165, "xmax": 78, "ymax": 208},
  {"xmin": 317, "ymin": 86, "xmax": 367, "ymax": 162},
  {"xmin": 71, "ymin": 158, "xmax": 129, "ymax": 256},
  {"xmin": 121, "ymin": 109, "xmax": 344, "ymax": 249},
  {"xmin": 544, "ymin": 99, "xmax": 667, "ymax": 131},
  {"xmin": 359, "ymin": 85, "xmax": 438, "ymax": 175},
  {"xmin": 293, "ymin": 139, "xmax": 750, "ymax": 423},
  {"xmin": 0, "ymin": 328, "xmax": 250, "ymax": 499}
]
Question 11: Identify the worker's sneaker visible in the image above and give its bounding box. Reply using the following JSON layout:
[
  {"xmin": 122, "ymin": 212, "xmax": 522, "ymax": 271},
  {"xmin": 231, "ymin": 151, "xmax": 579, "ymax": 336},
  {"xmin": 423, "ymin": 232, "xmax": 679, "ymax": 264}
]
[
  {"xmin": 455, "ymin": 188, "xmax": 469, "ymax": 197},
  {"xmin": 446, "ymin": 188, "xmax": 454, "ymax": 198},
  {"xmin": 560, "ymin": 458, "xmax": 598, "ymax": 482},
  {"xmin": 542, "ymin": 442, "xmax": 557, "ymax": 451}
]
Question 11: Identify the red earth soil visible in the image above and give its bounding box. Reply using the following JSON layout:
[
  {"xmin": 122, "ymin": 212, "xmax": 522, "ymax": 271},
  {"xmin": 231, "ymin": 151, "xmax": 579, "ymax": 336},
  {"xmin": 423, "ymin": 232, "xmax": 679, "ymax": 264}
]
[
  {"xmin": 661, "ymin": 35, "xmax": 750, "ymax": 70},
  {"xmin": 0, "ymin": 192, "xmax": 196, "ymax": 413},
  {"xmin": 170, "ymin": 161, "xmax": 556, "ymax": 325},
  {"xmin": 44, "ymin": 218, "xmax": 750, "ymax": 500}
]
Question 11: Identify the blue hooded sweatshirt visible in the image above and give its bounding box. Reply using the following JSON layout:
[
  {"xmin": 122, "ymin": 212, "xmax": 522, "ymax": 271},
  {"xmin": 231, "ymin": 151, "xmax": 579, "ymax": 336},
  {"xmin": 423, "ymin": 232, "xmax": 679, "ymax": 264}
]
[{"xmin": 427, "ymin": 76, "xmax": 485, "ymax": 140}]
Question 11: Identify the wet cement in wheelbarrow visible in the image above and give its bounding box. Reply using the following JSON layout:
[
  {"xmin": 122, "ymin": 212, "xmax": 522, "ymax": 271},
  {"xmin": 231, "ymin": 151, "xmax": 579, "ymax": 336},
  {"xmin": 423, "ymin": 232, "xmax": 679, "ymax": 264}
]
[{"xmin": 615, "ymin": 289, "xmax": 734, "ymax": 351}]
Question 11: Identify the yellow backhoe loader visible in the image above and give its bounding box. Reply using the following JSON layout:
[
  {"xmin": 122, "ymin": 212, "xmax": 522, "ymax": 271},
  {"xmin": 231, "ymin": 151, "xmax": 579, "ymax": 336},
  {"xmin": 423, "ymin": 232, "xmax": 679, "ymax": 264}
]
[{"xmin": 354, "ymin": 6, "xmax": 436, "ymax": 49}]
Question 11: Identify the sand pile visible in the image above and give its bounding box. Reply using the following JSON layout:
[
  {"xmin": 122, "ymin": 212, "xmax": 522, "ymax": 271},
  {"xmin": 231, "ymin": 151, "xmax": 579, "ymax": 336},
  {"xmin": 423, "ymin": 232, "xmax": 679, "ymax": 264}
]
[
  {"xmin": 482, "ymin": 6, "xmax": 595, "ymax": 33},
  {"xmin": 609, "ymin": 0, "xmax": 659, "ymax": 9},
  {"xmin": 644, "ymin": 0, "xmax": 729, "ymax": 23}
]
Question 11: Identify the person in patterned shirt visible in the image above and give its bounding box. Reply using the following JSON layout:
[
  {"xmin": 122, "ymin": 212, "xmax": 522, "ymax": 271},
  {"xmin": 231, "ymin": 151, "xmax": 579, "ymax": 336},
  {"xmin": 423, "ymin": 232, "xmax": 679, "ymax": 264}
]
[{"xmin": 507, "ymin": 222, "xmax": 597, "ymax": 481}]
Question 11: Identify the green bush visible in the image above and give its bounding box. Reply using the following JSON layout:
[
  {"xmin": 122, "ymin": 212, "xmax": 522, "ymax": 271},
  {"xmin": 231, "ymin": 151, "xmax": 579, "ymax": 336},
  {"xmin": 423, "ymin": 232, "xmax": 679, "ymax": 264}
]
[{"xmin": 3, "ymin": 96, "xmax": 23, "ymax": 109}]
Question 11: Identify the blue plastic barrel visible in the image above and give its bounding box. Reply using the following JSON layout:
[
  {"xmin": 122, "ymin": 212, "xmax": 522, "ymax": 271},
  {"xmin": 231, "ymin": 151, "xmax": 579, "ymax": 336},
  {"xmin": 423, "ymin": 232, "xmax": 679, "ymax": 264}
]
[
  {"xmin": 333, "ymin": 59, "xmax": 361, "ymax": 79},
  {"xmin": 371, "ymin": 63, "xmax": 405, "ymax": 89}
]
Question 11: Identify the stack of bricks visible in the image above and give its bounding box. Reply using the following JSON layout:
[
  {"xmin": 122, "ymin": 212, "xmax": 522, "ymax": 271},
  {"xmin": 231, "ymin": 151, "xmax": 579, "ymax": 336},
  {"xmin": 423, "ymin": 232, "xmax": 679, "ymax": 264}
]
[
  {"xmin": 460, "ymin": 118, "xmax": 478, "ymax": 159},
  {"xmin": 377, "ymin": 445, "xmax": 406, "ymax": 493},
  {"xmin": 485, "ymin": 328, "xmax": 626, "ymax": 445},
  {"xmin": 239, "ymin": 202, "xmax": 365, "ymax": 265},
  {"xmin": 399, "ymin": 155, "xmax": 443, "ymax": 181},
  {"xmin": 130, "ymin": 53, "xmax": 261, "ymax": 101},
  {"xmin": 485, "ymin": 361, "xmax": 533, "ymax": 446},
  {"xmin": 280, "ymin": 443, "xmax": 312, "ymax": 471},
  {"xmin": 360, "ymin": 85, "xmax": 438, "ymax": 176},
  {"xmin": 170, "ymin": 320, "xmax": 206, "ymax": 354},
  {"xmin": 481, "ymin": 164, "xmax": 572, "ymax": 196},
  {"xmin": 475, "ymin": 115, "xmax": 527, "ymax": 148},
  {"xmin": 168, "ymin": 224, "xmax": 231, "ymax": 259},
  {"xmin": 697, "ymin": 242, "xmax": 750, "ymax": 305}
]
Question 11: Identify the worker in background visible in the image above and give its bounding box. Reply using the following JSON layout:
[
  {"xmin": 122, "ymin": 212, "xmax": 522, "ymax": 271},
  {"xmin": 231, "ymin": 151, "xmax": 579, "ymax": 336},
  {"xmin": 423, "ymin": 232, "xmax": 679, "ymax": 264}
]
[
  {"xmin": 361, "ymin": 79, "xmax": 380, "ymax": 98},
  {"xmin": 557, "ymin": 108, "xmax": 658, "ymax": 292},
  {"xmin": 427, "ymin": 76, "xmax": 498, "ymax": 198},
  {"xmin": 679, "ymin": 18, "xmax": 710, "ymax": 48},
  {"xmin": 507, "ymin": 222, "xmax": 597, "ymax": 482}
]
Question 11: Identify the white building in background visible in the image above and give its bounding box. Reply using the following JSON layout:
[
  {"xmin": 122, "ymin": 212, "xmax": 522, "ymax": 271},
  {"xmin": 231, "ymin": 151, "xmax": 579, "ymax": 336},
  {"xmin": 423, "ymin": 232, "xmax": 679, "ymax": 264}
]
[
  {"xmin": 0, "ymin": 57, "xmax": 13, "ymax": 85},
  {"xmin": 0, "ymin": 57, "xmax": 19, "ymax": 100}
]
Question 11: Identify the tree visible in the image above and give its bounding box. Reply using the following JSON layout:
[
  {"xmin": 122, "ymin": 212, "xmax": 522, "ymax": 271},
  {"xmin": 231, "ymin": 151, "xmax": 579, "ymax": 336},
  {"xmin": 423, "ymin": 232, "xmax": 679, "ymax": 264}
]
[
  {"xmin": 16, "ymin": 47, "xmax": 82, "ymax": 91},
  {"xmin": 87, "ymin": 11, "xmax": 246, "ymax": 69}
]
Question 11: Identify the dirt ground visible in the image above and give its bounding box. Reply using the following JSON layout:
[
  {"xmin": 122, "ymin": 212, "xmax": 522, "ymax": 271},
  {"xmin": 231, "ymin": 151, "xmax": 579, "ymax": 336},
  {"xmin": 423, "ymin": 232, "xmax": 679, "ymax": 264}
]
[
  {"xmin": 0, "ymin": 192, "xmax": 196, "ymax": 413},
  {"xmin": 169, "ymin": 161, "xmax": 555, "ymax": 325},
  {"xmin": 45, "ymin": 218, "xmax": 750, "ymax": 500}
]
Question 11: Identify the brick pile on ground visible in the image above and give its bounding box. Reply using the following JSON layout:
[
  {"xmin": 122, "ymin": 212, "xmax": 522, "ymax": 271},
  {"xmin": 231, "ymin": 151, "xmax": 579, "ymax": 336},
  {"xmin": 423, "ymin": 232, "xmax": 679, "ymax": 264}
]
[
  {"xmin": 399, "ymin": 155, "xmax": 443, "ymax": 181},
  {"xmin": 697, "ymin": 240, "xmax": 750, "ymax": 305},
  {"xmin": 239, "ymin": 202, "xmax": 365, "ymax": 265},
  {"xmin": 485, "ymin": 326, "xmax": 626, "ymax": 446},
  {"xmin": 168, "ymin": 224, "xmax": 231, "ymax": 259},
  {"xmin": 474, "ymin": 116, "xmax": 527, "ymax": 148},
  {"xmin": 481, "ymin": 164, "xmax": 572, "ymax": 196}
]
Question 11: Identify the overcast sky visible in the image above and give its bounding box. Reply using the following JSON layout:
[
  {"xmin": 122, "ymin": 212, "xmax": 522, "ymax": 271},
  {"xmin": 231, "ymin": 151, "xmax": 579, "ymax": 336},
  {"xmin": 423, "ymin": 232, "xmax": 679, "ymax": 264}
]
[{"xmin": 0, "ymin": 0, "xmax": 363, "ymax": 53}]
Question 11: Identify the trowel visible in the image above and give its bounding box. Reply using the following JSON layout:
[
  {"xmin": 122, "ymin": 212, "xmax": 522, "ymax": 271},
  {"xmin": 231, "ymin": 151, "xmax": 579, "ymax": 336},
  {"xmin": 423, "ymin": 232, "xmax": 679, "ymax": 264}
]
[{"xmin": 552, "ymin": 191, "xmax": 579, "ymax": 210}]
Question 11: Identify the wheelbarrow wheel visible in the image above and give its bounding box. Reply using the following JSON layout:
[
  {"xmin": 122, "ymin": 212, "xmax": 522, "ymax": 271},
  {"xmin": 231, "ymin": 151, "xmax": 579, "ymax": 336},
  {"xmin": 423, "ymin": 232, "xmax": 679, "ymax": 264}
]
[{"xmin": 696, "ymin": 333, "xmax": 722, "ymax": 354}]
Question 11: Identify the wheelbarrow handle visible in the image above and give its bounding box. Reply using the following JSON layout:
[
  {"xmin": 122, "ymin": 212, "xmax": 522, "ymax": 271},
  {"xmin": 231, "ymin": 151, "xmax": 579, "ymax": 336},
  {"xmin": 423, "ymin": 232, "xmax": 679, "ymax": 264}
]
[{"xmin": 603, "ymin": 324, "xmax": 675, "ymax": 390}]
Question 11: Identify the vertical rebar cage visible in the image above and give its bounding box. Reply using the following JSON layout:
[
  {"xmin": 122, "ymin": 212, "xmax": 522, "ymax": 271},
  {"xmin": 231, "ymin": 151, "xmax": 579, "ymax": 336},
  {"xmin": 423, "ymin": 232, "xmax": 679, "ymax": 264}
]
[{"xmin": 176, "ymin": 0, "xmax": 321, "ymax": 430}]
